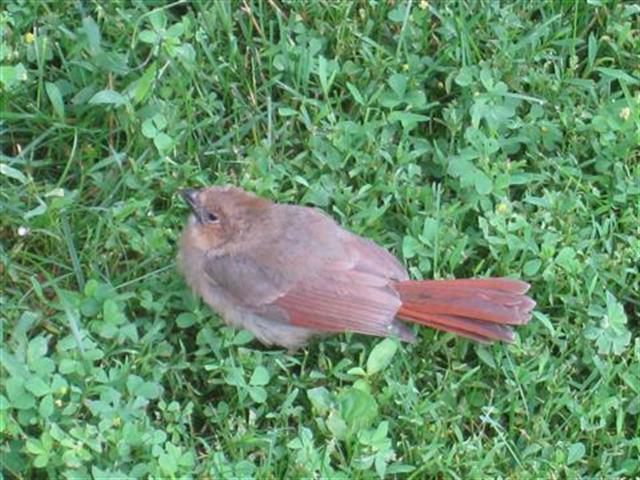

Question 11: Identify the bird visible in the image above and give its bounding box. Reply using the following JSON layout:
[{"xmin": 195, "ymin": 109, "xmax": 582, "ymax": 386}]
[{"xmin": 178, "ymin": 186, "xmax": 535, "ymax": 350}]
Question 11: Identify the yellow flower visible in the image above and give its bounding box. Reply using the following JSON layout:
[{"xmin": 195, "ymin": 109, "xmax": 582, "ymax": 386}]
[{"xmin": 24, "ymin": 32, "xmax": 35, "ymax": 44}]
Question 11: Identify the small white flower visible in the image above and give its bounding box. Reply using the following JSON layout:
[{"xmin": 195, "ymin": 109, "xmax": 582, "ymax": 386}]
[
  {"xmin": 619, "ymin": 107, "xmax": 630, "ymax": 121},
  {"xmin": 18, "ymin": 226, "xmax": 29, "ymax": 236}
]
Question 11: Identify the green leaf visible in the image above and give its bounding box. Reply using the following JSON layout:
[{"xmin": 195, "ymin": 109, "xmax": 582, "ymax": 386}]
[
  {"xmin": 387, "ymin": 463, "xmax": 416, "ymax": 475},
  {"xmin": 388, "ymin": 111, "xmax": 429, "ymax": 129},
  {"xmin": 167, "ymin": 23, "xmax": 185, "ymax": 39},
  {"xmin": 555, "ymin": 247, "xmax": 578, "ymax": 272},
  {"xmin": 153, "ymin": 132, "xmax": 174, "ymax": 153},
  {"xmin": 92, "ymin": 51, "xmax": 129, "ymax": 74},
  {"xmin": 371, "ymin": 421, "xmax": 389, "ymax": 445},
  {"xmin": 567, "ymin": 442, "xmax": 585, "ymax": 465},
  {"xmin": 421, "ymin": 218, "xmax": 438, "ymax": 244},
  {"xmin": 347, "ymin": 367, "xmax": 366, "ymax": 376},
  {"xmin": 346, "ymin": 82, "xmax": 365, "ymax": 105},
  {"xmin": 89, "ymin": 89, "xmax": 128, "ymax": 106},
  {"xmin": 249, "ymin": 366, "xmax": 270, "ymax": 386},
  {"xmin": 26, "ymin": 439, "xmax": 46, "ymax": 455},
  {"xmin": 402, "ymin": 235, "xmax": 420, "ymax": 259},
  {"xmin": 127, "ymin": 375, "xmax": 162, "ymax": 399},
  {"xmin": 224, "ymin": 367, "xmax": 245, "ymax": 387},
  {"xmin": 138, "ymin": 381, "xmax": 162, "ymax": 399},
  {"xmin": 248, "ymin": 386, "xmax": 267, "ymax": 403},
  {"xmin": 327, "ymin": 410, "xmax": 348, "ymax": 439},
  {"xmin": 141, "ymin": 118, "xmax": 158, "ymax": 138},
  {"xmin": 587, "ymin": 33, "xmax": 597, "ymax": 69},
  {"xmin": 338, "ymin": 387, "xmax": 378, "ymax": 435},
  {"xmin": 366, "ymin": 338, "xmax": 399, "ymax": 375},
  {"xmin": 447, "ymin": 149, "xmax": 479, "ymax": 182},
  {"xmin": 120, "ymin": 323, "xmax": 139, "ymax": 342},
  {"xmin": 405, "ymin": 90, "xmax": 428, "ymax": 109},
  {"xmin": 232, "ymin": 329, "xmax": 254, "ymax": 345},
  {"xmin": 0, "ymin": 63, "xmax": 27, "ymax": 89},
  {"xmin": 24, "ymin": 201, "xmax": 47, "ymax": 219},
  {"xmin": 98, "ymin": 322, "xmax": 118, "ymax": 339},
  {"xmin": 318, "ymin": 55, "xmax": 329, "ymax": 95},
  {"xmin": 153, "ymin": 113, "xmax": 168, "ymax": 130},
  {"xmin": 39, "ymin": 394, "xmax": 54, "ymax": 418},
  {"xmin": 139, "ymin": 29, "xmax": 159, "ymax": 44},
  {"xmin": 33, "ymin": 454, "xmax": 50, "ymax": 468},
  {"xmin": 31, "ymin": 357, "xmax": 55, "ymax": 377},
  {"xmin": 606, "ymin": 290, "xmax": 629, "ymax": 333},
  {"xmin": 5, "ymin": 377, "xmax": 35, "ymax": 410},
  {"xmin": 474, "ymin": 346, "xmax": 496, "ymax": 369},
  {"xmin": 130, "ymin": 63, "xmax": 157, "ymax": 104},
  {"xmin": 176, "ymin": 312, "xmax": 197, "ymax": 328},
  {"xmin": 388, "ymin": 73, "xmax": 407, "ymax": 98},
  {"xmin": 0, "ymin": 163, "xmax": 28, "ymax": 184},
  {"xmin": 149, "ymin": 10, "xmax": 167, "ymax": 30},
  {"xmin": 82, "ymin": 16, "xmax": 101, "ymax": 52},
  {"xmin": 379, "ymin": 91, "xmax": 401, "ymax": 108},
  {"xmin": 533, "ymin": 311, "xmax": 555, "ymax": 336},
  {"xmin": 80, "ymin": 298, "xmax": 100, "ymax": 318},
  {"xmin": 24, "ymin": 376, "xmax": 50, "ymax": 397},
  {"xmin": 479, "ymin": 67, "xmax": 493, "ymax": 90},
  {"xmin": 474, "ymin": 170, "xmax": 493, "ymax": 194},
  {"xmin": 387, "ymin": 4, "xmax": 408, "ymax": 23},
  {"xmin": 523, "ymin": 259, "xmax": 542, "ymax": 276},
  {"xmin": 103, "ymin": 299, "xmax": 126, "ymax": 325},
  {"xmin": 602, "ymin": 291, "xmax": 631, "ymax": 355},
  {"xmin": 375, "ymin": 450, "xmax": 389, "ymax": 478},
  {"xmin": 585, "ymin": 291, "xmax": 631, "ymax": 355},
  {"xmin": 596, "ymin": 67, "xmax": 640, "ymax": 85},
  {"xmin": 307, "ymin": 387, "xmax": 333, "ymax": 413},
  {"xmin": 59, "ymin": 359, "xmax": 79, "ymax": 374},
  {"xmin": 455, "ymin": 66, "xmax": 474, "ymax": 87},
  {"xmin": 278, "ymin": 107, "xmax": 298, "ymax": 117},
  {"xmin": 402, "ymin": 235, "xmax": 421, "ymax": 260},
  {"xmin": 45, "ymin": 82, "xmax": 65, "ymax": 120},
  {"xmin": 159, "ymin": 451, "xmax": 177, "ymax": 475},
  {"xmin": 27, "ymin": 336, "xmax": 48, "ymax": 362}
]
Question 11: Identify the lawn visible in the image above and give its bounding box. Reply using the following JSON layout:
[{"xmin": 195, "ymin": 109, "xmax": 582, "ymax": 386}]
[{"xmin": 1, "ymin": 0, "xmax": 638, "ymax": 478}]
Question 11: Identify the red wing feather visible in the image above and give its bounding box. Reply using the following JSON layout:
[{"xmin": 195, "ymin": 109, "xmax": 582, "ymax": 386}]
[
  {"xmin": 274, "ymin": 269, "xmax": 403, "ymax": 338},
  {"xmin": 272, "ymin": 233, "xmax": 414, "ymax": 340}
]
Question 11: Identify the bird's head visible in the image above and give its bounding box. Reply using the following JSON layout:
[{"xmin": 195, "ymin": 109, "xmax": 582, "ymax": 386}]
[{"xmin": 180, "ymin": 186, "xmax": 270, "ymax": 251}]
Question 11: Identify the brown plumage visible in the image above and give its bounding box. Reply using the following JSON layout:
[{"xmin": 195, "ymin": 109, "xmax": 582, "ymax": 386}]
[{"xmin": 178, "ymin": 186, "xmax": 535, "ymax": 350}]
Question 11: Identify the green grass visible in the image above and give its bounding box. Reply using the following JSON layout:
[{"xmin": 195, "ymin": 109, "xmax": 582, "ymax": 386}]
[{"xmin": 1, "ymin": 0, "xmax": 638, "ymax": 478}]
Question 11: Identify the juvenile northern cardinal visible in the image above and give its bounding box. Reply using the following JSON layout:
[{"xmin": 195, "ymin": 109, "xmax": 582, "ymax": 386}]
[{"xmin": 178, "ymin": 186, "xmax": 535, "ymax": 349}]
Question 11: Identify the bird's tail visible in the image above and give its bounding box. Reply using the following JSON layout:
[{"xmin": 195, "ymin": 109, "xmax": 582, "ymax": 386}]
[{"xmin": 395, "ymin": 278, "xmax": 535, "ymax": 342}]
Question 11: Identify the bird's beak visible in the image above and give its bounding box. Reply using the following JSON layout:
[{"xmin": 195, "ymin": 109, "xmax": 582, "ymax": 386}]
[{"xmin": 180, "ymin": 189, "xmax": 199, "ymax": 211}]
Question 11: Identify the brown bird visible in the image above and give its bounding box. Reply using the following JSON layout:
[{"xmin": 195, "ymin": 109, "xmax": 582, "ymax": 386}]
[{"xmin": 178, "ymin": 186, "xmax": 535, "ymax": 350}]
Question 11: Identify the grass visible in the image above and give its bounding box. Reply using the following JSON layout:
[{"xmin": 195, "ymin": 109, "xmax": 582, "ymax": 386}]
[{"xmin": 1, "ymin": 0, "xmax": 638, "ymax": 478}]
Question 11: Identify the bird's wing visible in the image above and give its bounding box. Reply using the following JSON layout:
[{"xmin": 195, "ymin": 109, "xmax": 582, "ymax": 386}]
[
  {"xmin": 203, "ymin": 250, "xmax": 292, "ymax": 305},
  {"xmin": 272, "ymin": 263, "xmax": 409, "ymax": 338},
  {"xmin": 202, "ymin": 212, "xmax": 412, "ymax": 339},
  {"xmin": 342, "ymin": 233, "xmax": 409, "ymax": 282}
]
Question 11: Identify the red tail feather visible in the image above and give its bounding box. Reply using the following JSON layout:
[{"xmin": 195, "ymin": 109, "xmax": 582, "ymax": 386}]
[{"xmin": 395, "ymin": 278, "xmax": 535, "ymax": 343}]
